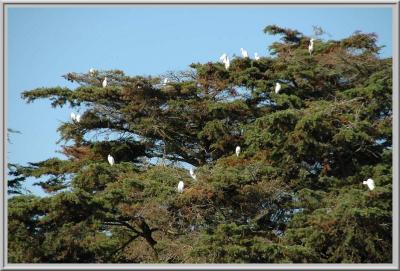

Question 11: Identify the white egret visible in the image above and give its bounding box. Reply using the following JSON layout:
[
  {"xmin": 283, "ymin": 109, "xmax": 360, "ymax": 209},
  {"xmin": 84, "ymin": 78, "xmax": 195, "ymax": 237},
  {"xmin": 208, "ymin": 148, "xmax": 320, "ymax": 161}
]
[
  {"xmin": 240, "ymin": 48, "xmax": 249, "ymax": 58},
  {"xmin": 224, "ymin": 56, "xmax": 230, "ymax": 70},
  {"xmin": 308, "ymin": 38, "xmax": 314, "ymax": 55},
  {"xmin": 362, "ymin": 178, "xmax": 375, "ymax": 191},
  {"xmin": 70, "ymin": 112, "xmax": 76, "ymax": 121},
  {"xmin": 177, "ymin": 181, "xmax": 184, "ymax": 193},
  {"xmin": 219, "ymin": 53, "xmax": 230, "ymax": 70},
  {"xmin": 107, "ymin": 154, "xmax": 115, "ymax": 166},
  {"xmin": 219, "ymin": 53, "xmax": 227, "ymax": 63},
  {"xmin": 102, "ymin": 77, "xmax": 108, "ymax": 88},
  {"xmin": 189, "ymin": 168, "xmax": 197, "ymax": 181},
  {"xmin": 235, "ymin": 146, "xmax": 241, "ymax": 157},
  {"xmin": 163, "ymin": 78, "xmax": 169, "ymax": 86},
  {"xmin": 254, "ymin": 53, "xmax": 260, "ymax": 60},
  {"xmin": 89, "ymin": 68, "xmax": 95, "ymax": 75},
  {"xmin": 75, "ymin": 114, "xmax": 81, "ymax": 123},
  {"xmin": 275, "ymin": 82, "xmax": 281, "ymax": 94}
]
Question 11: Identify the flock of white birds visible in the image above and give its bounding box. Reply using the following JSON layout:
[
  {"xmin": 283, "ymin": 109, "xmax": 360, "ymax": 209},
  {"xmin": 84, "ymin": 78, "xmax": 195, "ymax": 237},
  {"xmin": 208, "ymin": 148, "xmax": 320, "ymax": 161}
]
[
  {"xmin": 103, "ymin": 146, "xmax": 242, "ymax": 193},
  {"xmin": 219, "ymin": 42, "xmax": 315, "ymax": 94},
  {"xmin": 79, "ymin": 40, "xmax": 375, "ymax": 194},
  {"xmin": 219, "ymin": 47, "xmax": 255, "ymax": 71}
]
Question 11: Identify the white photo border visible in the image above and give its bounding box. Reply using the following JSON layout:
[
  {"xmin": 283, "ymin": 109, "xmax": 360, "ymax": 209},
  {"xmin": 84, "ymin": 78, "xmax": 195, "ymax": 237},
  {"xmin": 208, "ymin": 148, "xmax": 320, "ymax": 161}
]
[{"xmin": 1, "ymin": 1, "xmax": 399, "ymax": 270}]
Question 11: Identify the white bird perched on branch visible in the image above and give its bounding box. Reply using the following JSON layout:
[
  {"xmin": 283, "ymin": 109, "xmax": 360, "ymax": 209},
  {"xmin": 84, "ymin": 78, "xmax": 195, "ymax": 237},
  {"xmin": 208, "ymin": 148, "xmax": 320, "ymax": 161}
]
[
  {"xmin": 75, "ymin": 114, "xmax": 81, "ymax": 123},
  {"xmin": 102, "ymin": 77, "xmax": 108, "ymax": 88},
  {"xmin": 219, "ymin": 53, "xmax": 227, "ymax": 62},
  {"xmin": 254, "ymin": 53, "xmax": 260, "ymax": 60},
  {"xmin": 163, "ymin": 78, "xmax": 169, "ymax": 86},
  {"xmin": 224, "ymin": 56, "xmax": 230, "ymax": 70},
  {"xmin": 70, "ymin": 112, "xmax": 76, "ymax": 121},
  {"xmin": 362, "ymin": 178, "xmax": 375, "ymax": 191},
  {"xmin": 89, "ymin": 68, "xmax": 96, "ymax": 76},
  {"xmin": 177, "ymin": 181, "xmax": 184, "ymax": 193},
  {"xmin": 189, "ymin": 168, "xmax": 197, "ymax": 181},
  {"xmin": 308, "ymin": 38, "xmax": 314, "ymax": 55},
  {"xmin": 240, "ymin": 48, "xmax": 249, "ymax": 58},
  {"xmin": 219, "ymin": 53, "xmax": 230, "ymax": 70},
  {"xmin": 275, "ymin": 82, "xmax": 281, "ymax": 94},
  {"xmin": 107, "ymin": 154, "xmax": 115, "ymax": 166},
  {"xmin": 235, "ymin": 146, "xmax": 241, "ymax": 157}
]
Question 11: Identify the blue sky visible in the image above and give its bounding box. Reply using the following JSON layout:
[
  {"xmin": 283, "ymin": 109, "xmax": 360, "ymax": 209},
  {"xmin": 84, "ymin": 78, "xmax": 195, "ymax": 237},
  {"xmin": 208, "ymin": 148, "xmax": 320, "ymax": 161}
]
[{"xmin": 7, "ymin": 6, "xmax": 393, "ymax": 196}]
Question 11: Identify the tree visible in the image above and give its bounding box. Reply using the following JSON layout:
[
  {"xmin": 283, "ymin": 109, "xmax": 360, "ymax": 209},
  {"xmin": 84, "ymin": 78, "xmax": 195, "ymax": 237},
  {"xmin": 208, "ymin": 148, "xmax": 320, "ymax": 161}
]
[
  {"xmin": 7, "ymin": 128, "xmax": 25, "ymax": 195},
  {"xmin": 8, "ymin": 25, "xmax": 392, "ymax": 263}
]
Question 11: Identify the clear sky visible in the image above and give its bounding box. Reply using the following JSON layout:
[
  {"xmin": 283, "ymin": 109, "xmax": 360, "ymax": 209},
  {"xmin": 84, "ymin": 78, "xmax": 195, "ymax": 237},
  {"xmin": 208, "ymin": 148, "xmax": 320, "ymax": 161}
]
[{"xmin": 6, "ymin": 6, "xmax": 393, "ymax": 196}]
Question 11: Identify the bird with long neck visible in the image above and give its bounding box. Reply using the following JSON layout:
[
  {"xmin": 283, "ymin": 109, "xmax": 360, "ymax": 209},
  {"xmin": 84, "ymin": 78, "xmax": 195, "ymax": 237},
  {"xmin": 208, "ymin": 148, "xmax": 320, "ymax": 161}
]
[
  {"xmin": 363, "ymin": 178, "xmax": 375, "ymax": 191},
  {"xmin": 163, "ymin": 78, "xmax": 169, "ymax": 86},
  {"xmin": 240, "ymin": 48, "xmax": 249, "ymax": 58},
  {"xmin": 224, "ymin": 56, "xmax": 230, "ymax": 70},
  {"xmin": 308, "ymin": 38, "xmax": 315, "ymax": 55},
  {"xmin": 219, "ymin": 53, "xmax": 230, "ymax": 70},
  {"xmin": 219, "ymin": 53, "xmax": 227, "ymax": 62}
]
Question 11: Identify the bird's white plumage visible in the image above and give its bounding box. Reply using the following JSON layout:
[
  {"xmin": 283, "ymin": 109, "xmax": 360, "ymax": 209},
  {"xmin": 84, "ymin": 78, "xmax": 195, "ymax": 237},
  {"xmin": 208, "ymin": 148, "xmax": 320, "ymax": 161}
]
[
  {"xmin": 219, "ymin": 53, "xmax": 227, "ymax": 62},
  {"xmin": 75, "ymin": 114, "xmax": 81, "ymax": 123},
  {"xmin": 224, "ymin": 56, "xmax": 230, "ymax": 70},
  {"xmin": 70, "ymin": 112, "xmax": 76, "ymax": 121},
  {"xmin": 240, "ymin": 48, "xmax": 249, "ymax": 58},
  {"xmin": 107, "ymin": 154, "xmax": 115, "ymax": 166},
  {"xmin": 235, "ymin": 146, "xmax": 241, "ymax": 157},
  {"xmin": 189, "ymin": 168, "xmax": 197, "ymax": 180},
  {"xmin": 163, "ymin": 78, "xmax": 169, "ymax": 86},
  {"xmin": 254, "ymin": 53, "xmax": 260, "ymax": 60},
  {"xmin": 89, "ymin": 68, "xmax": 95, "ymax": 75},
  {"xmin": 363, "ymin": 178, "xmax": 375, "ymax": 191},
  {"xmin": 308, "ymin": 39, "xmax": 314, "ymax": 55},
  {"xmin": 275, "ymin": 82, "xmax": 281, "ymax": 94},
  {"xmin": 102, "ymin": 77, "xmax": 108, "ymax": 88},
  {"xmin": 219, "ymin": 53, "xmax": 230, "ymax": 70},
  {"xmin": 177, "ymin": 181, "xmax": 184, "ymax": 193}
]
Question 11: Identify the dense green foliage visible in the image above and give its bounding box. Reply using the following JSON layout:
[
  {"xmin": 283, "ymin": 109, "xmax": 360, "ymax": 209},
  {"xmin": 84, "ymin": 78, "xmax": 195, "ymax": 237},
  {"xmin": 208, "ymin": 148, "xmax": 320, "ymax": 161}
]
[{"xmin": 8, "ymin": 25, "xmax": 392, "ymax": 263}]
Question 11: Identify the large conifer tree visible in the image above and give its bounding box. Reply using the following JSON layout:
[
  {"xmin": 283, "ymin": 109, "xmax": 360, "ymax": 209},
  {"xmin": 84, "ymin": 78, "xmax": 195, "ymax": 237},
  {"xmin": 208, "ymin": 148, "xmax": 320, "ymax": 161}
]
[{"xmin": 8, "ymin": 25, "xmax": 392, "ymax": 263}]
